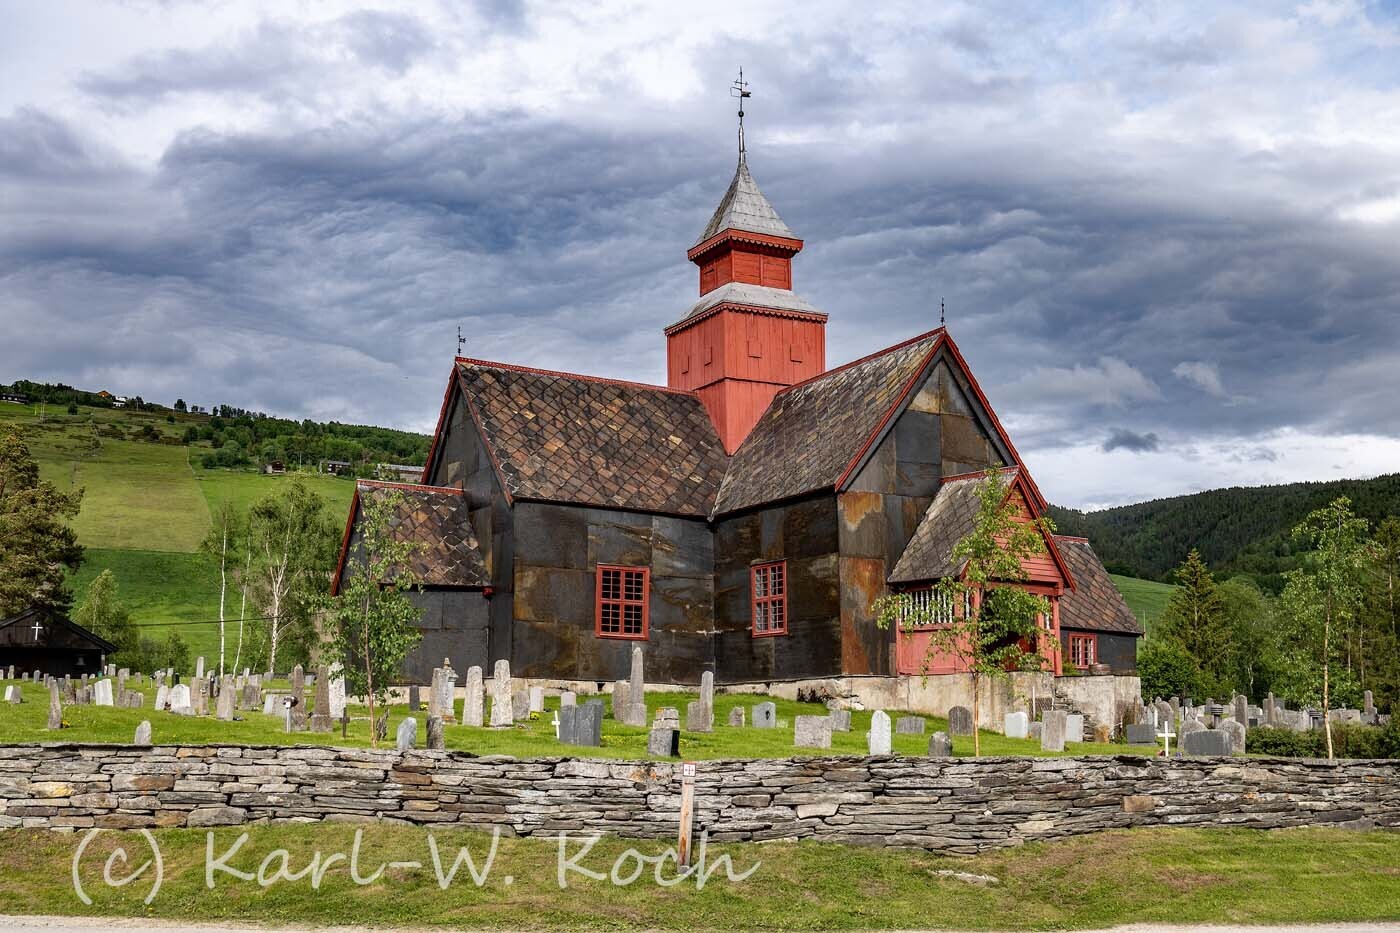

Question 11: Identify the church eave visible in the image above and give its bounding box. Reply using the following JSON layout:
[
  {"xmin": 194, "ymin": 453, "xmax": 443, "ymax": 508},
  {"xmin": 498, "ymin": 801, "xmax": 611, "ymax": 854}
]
[{"xmin": 687, "ymin": 229, "xmax": 804, "ymax": 263}]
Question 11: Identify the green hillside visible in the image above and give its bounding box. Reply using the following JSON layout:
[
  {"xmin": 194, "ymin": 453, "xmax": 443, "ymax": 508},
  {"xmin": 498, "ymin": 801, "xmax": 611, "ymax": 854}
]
[
  {"xmin": 1, "ymin": 400, "xmax": 361, "ymax": 660},
  {"xmin": 1109, "ymin": 573, "xmax": 1174, "ymax": 635},
  {"xmin": 1050, "ymin": 473, "xmax": 1400, "ymax": 592}
]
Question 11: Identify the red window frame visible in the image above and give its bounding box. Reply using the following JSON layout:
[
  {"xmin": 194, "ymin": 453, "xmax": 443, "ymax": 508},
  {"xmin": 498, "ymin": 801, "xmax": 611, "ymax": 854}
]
[
  {"xmin": 596, "ymin": 565, "xmax": 649, "ymax": 639},
  {"xmin": 751, "ymin": 561, "xmax": 788, "ymax": 637},
  {"xmin": 1069, "ymin": 633, "xmax": 1097, "ymax": 669}
]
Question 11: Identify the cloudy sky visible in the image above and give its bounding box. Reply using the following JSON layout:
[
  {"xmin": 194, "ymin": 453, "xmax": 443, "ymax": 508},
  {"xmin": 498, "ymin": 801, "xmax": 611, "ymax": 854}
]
[{"xmin": 4, "ymin": 0, "xmax": 1400, "ymax": 510}]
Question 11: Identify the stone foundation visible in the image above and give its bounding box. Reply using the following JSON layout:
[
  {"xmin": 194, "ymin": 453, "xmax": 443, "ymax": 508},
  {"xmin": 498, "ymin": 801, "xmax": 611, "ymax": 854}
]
[{"xmin": 1, "ymin": 744, "xmax": 1394, "ymax": 852}]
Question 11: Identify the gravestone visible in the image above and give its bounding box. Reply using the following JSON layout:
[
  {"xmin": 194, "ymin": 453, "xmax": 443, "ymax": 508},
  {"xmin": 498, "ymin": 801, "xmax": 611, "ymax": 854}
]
[
  {"xmin": 1064, "ymin": 714, "xmax": 1084, "ymax": 744},
  {"xmin": 1364, "ymin": 689, "xmax": 1376, "ymax": 722},
  {"xmin": 867, "ymin": 710, "xmax": 892, "ymax": 755},
  {"xmin": 193, "ymin": 678, "xmax": 208, "ymax": 716},
  {"xmin": 489, "ymin": 660, "xmax": 513, "ymax": 727},
  {"xmin": 396, "ymin": 717, "xmax": 418, "ymax": 751},
  {"xmin": 5, "ymin": 665, "xmax": 13, "ymax": 679},
  {"xmin": 262, "ymin": 693, "xmax": 287, "ymax": 716},
  {"xmin": 1028, "ymin": 722, "xmax": 1043, "ymax": 741},
  {"xmin": 311, "ymin": 665, "xmax": 333, "ymax": 732},
  {"xmin": 560, "ymin": 690, "xmax": 576, "ymax": 707},
  {"xmin": 612, "ymin": 680, "xmax": 629, "ymax": 719},
  {"xmin": 653, "ymin": 707, "xmax": 680, "ymax": 730},
  {"xmin": 647, "ymin": 727, "xmax": 680, "ymax": 758},
  {"xmin": 289, "ymin": 665, "xmax": 306, "ymax": 730},
  {"xmin": 752, "ymin": 701, "xmax": 777, "ymax": 728},
  {"xmin": 216, "ymin": 676, "xmax": 236, "ymax": 721},
  {"xmin": 134, "ymin": 721, "xmax": 152, "ymax": 745},
  {"xmin": 3, "ymin": 686, "xmax": 19, "ymax": 703},
  {"xmin": 1234, "ymin": 695, "xmax": 1248, "ymax": 728},
  {"xmin": 511, "ymin": 690, "xmax": 530, "ymax": 721},
  {"xmin": 1004, "ymin": 711, "xmax": 1029, "ymax": 739},
  {"xmin": 154, "ymin": 684, "xmax": 170, "ymax": 710},
  {"xmin": 1182, "ymin": 728, "xmax": 1232, "ymax": 756},
  {"xmin": 794, "ymin": 714, "xmax": 833, "ymax": 748},
  {"xmin": 558, "ymin": 703, "xmax": 603, "ymax": 747},
  {"xmin": 93, "ymin": 679, "xmax": 115, "ymax": 707},
  {"xmin": 622, "ymin": 646, "xmax": 648, "ymax": 727},
  {"xmin": 239, "ymin": 683, "xmax": 260, "ymax": 712},
  {"xmin": 928, "ymin": 731, "xmax": 953, "ymax": 757},
  {"xmin": 462, "ymin": 666, "xmax": 484, "ymax": 727},
  {"xmin": 896, "ymin": 716, "xmax": 925, "ymax": 735},
  {"xmin": 1179, "ymin": 717, "xmax": 1205, "ymax": 737},
  {"xmin": 327, "ymin": 664, "xmax": 346, "ymax": 719},
  {"xmin": 195, "ymin": 657, "xmax": 204, "ymax": 680},
  {"xmin": 168, "ymin": 683, "xmax": 192, "ymax": 715},
  {"xmin": 428, "ymin": 667, "xmax": 445, "ymax": 720},
  {"xmin": 46, "ymin": 682, "xmax": 62, "ymax": 730},
  {"xmin": 1155, "ymin": 700, "xmax": 1174, "ymax": 728},
  {"xmin": 1126, "ymin": 723, "xmax": 1157, "ymax": 745},
  {"xmin": 947, "ymin": 706, "xmax": 974, "ymax": 736},
  {"xmin": 528, "ymin": 686, "xmax": 545, "ymax": 714},
  {"xmin": 1041, "ymin": 710, "xmax": 1067, "ymax": 752},
  {"xmin": 728, "ymin": 706, "xmax": 745, "ymax": 727},
  {"xmin": 408, "ymin": 685, "xmax": 422, "ymax": 712},
  {"xmin": 426, "ymin": 716, "xmax": 445, "ymax": 751},
  {"xmin": 1218, "ymin": 719, "xmax": 1246, "ymax": 755},
  {"xmin": 685, "ymin": 700, "xmax": 712, "ymax": 733},
  {"xmin": 828, "ymin": 709, "xmax": 851, "ymax": 732}
]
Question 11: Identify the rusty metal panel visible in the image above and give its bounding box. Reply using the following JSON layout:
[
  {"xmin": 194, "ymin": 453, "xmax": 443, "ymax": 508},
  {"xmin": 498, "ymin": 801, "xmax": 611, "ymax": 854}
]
[
  {"xmin": 653, "ymin": 515, "xmax": 713, "ymax": 579},
  {"xmin": 941, "ymin": 413, "xmax": 999, "ymax": 469},
  {"xmin": 840, "ymin": 555, "xmax": 893, "ymax": 676},
  {"xmin": 846, "ymin": 437, "xmax": 895, "ymax": 492},
  {"xmin": 838, "ymin": 491, "xmax": 886, "ymax": 560}
]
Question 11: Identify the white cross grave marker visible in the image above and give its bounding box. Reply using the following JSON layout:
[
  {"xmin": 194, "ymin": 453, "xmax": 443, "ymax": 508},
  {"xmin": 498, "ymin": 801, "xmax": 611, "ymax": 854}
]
[{"xmin": 1157, "ymin": 725, "xmax": 1176, "ymax": 756}]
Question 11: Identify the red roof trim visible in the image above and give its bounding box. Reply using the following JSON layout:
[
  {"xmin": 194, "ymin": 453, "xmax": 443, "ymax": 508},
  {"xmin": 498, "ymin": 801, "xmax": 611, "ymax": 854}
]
[
  {"xmin": 783, "ymin": 327, "xmax": 946, "ymax": 396},
  {"xmin": 455, "ymin": 357, "xmax": 698, "ymax": 397},
  {"xmin": 687, "ymin": 229, "xmax": 803, "ymax": 262},
  {"xmin": 940, "ymin": 333, "xmax": 1049, "ymax": 513},
  {"xmin": 940, "ymin": 465, "xmax": 1021, "ymax": 485},
  {"xmin": 329, "ymin": 487, "xmax": 361, "ymax": 597},
  {"xmin": 664, "ymin": 303, "xmax": 828, "ymax": 336},
  {"xmin": 419, "ymin": 367, "xmax": 460, "ymax": 484},
  {"xmin": 1054, "ymin": 534, "xmax": 1091, "ymax": 544},
  {"xmin": 832, "ymin": 330, "xmax": 947, "ymax": 490}
]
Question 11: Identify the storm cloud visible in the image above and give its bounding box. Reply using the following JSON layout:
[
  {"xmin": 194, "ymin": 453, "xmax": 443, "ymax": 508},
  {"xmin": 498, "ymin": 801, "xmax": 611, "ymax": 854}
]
[{"xmin": 2, "ymin": 0, "xmax": 1400, "ymax": 509}]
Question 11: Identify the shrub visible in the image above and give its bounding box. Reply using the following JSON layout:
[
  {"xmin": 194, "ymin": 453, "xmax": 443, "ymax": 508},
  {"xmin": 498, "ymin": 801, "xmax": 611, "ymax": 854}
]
[{"xmin": 1246, "ymin": 722, "xmax": 1400, "ymax": 759}]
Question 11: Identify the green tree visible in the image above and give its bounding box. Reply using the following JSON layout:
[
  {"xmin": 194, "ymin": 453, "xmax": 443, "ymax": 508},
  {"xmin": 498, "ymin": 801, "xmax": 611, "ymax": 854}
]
[
  {"xmin": 323, "ymin": 489, "xmax": 423, "ymax": 747},
  {"xmin": 1279, "ymin": 497, "xmax": 1369, "ymax": 760},
  {"xmin": 874, "ymin": 471, "xmax": 1052, "ymax": 755},
  {"xmin": 1157, "ymin": 550, "xmax": 1229, "ymax": 675},
  {"xmin": 247, "ymin": 481, "xmax": 337, "ymax": 675},
  {"xmin": 174, "ymin": 398, "xmax": 187, "ymax": 413},
  {"xmin": 73, "ymin": 570, "xmax": 133, "ymax": 652},
  {"xmin": 1217, "ymin": 577, "xmax": 1276, "ymax": 699},
  {"xmin": 1137, "ymin": 638, "xmax": 1202, "ymax": 701},
  {"xmin": 0, "ymin": 430, "xmax": 83, "ymax": 618}
]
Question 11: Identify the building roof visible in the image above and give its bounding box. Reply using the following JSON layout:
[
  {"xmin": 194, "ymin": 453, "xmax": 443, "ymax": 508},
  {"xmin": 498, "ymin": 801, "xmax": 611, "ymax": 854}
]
[
  {"xmin": 1054, "ymin": 536, "xmax": 1144, "ymax": 635},
  {"xmin": 677, "ymin": 282, "xmax": 826, "ymax": 326},
  {"xmin": 0, "ymin": 607, "xmax": 118, "ymax": 653},
  {"xmin": 714, "ymin": 330, "xmax": 942, "ymax": 515},
  {"xmin": 456, "ymin": 360, "xmax": 730, "ymax": 517},
  {"xmin": 342, "ymin": 481, "xmax": 488, "ymax": 589},
  {"xmin": 887, "ymin": 469, "xmax": 1016, "ymax": 584},
  {"xmin": 696, "ymin": 154, "xmax": 796, "ymax": 245}
]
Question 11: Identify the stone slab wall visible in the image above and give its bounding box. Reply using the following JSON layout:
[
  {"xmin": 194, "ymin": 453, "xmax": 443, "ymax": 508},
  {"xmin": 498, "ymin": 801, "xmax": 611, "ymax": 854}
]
[{"xmin": 1, "ymin": 744, "xmax": 1395, "ymax": 853}]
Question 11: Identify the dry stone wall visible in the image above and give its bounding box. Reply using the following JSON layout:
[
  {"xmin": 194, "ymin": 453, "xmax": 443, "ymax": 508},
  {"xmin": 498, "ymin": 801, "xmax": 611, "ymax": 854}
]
[{"xmin": 0, "ymin": 744, "xmax": 1396, "ymax": 853}]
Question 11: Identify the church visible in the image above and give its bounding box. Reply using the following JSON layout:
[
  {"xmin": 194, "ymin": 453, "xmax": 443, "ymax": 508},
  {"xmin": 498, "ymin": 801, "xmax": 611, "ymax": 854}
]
[{"xmin": 333, "ymin": 126, "xmax": 1141, "ymax": 706}]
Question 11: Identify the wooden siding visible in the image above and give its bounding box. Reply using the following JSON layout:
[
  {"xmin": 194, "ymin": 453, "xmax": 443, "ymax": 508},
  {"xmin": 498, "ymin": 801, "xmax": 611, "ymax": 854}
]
[
  {"xmin": 510, "ymin": 502, "xmax": 715, "ymax": 685},
  {"xmin": 698, "ymin": 244, "xmax": 792, "ymax": 295},
  {"xmin": 713, "ymin": 494, "xmax": 842, "ymax": 683}
]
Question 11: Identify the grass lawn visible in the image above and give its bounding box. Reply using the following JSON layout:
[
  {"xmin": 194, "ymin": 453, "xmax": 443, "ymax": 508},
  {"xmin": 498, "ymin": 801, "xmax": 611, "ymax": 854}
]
[
  {"xmin": 0, "ymin": 679, "xmax": 1146, "ymax": 759},
  {"xmin": 194, "ymin": 465, "xmax": 356, "ymax": 519},
  {"xmin": 0, "ymin": 824, "xmax": 1395, "ymax": 929},
  {"xmin": 66, "ymin": 547, "xmax": 222, "ymax": 648},
  {"xmin": 1110, "ymin": 574, "xmax": 1175, "ymax": 634}
]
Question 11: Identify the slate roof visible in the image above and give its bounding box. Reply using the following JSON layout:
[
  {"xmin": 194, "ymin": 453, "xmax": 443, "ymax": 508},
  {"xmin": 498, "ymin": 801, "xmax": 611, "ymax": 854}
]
[
  {"xmin": 0, "ymin": 607, "xmax": 118, "ymax": 652},
  {"xmin": 714, "ymin": 331, "xmax": 942, "ymax": 515},
  {"xmin": 456, "ymin": 362, "xmax": 730, "ymax": 517},
  {"xmin": 888, "ymin": 469, "xmax": 1018, "ymax": 584},
  {"xmin": 678, "ymin": 282, "xmax": 826, "ymax": 325},
  {"xmin": 356, "ymin": 481, "xmax": 488, "ymax": 588},
  {"xmin": 1055, "ymin": 536, "xmax": 1144, "ymax": 635},
  {"xmin": 696, "ymin": 154, "xmax": 796, "ymax": 244}
]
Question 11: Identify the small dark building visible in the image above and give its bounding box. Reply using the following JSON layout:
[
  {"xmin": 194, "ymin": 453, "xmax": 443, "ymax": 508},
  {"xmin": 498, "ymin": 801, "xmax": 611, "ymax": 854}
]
[
  {"xmin": 0, "ymin": 608, "xmax": 116, "ymax": 678},
  {"xmin": 1054, "ymin": 537, "xmax": 1144, "ymax": 674},
  {"xmin": 0, "ymin": 392, "xmax": 29, "ymax": 405}
]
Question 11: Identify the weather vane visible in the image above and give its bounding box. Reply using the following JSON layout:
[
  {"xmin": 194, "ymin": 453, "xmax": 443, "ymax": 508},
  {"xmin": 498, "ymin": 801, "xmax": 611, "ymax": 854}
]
[
  {"xmin": 940, "ymin": 298, "xmax": 946, "ymax": 327},
  {"xmin": 457, "ymin": 325, "xmax": 465, "ymax": 357},
  {"xmin": 731, "ymin": 68, "xmax": 752, "ymax": 156}
]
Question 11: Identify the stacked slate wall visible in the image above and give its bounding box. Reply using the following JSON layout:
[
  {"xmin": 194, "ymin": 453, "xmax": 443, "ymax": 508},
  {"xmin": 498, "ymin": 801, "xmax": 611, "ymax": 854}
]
[{"xmin": 3, "ymin": 745, "xmax": 1396, "ymax": 852}]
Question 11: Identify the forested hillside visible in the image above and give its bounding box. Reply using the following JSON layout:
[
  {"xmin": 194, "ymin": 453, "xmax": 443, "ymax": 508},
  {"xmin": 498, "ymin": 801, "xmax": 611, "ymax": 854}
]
[{"xmin": 1051, "ymin": 474, "xmax": 1400, "ymax": 591}]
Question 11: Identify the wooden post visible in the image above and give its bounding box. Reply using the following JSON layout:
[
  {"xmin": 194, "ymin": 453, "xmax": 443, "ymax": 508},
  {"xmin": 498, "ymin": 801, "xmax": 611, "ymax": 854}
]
[{"xmin": 677, "ymin": 761, "xmax": 696, "ymax": 867}]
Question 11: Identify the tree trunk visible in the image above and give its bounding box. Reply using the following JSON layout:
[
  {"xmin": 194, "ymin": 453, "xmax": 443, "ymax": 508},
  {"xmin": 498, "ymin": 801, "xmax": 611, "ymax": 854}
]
[
  {"xmin": 363, "ymin": 600, "xmax": 376, "ymax": 749},
  {"xmin": 1324, "ymin": 612, "xmax": 1334, "ymax": 761},
  {"xmin": 218, "ymin": 522, "xmax": 228, "ymax": 676}
]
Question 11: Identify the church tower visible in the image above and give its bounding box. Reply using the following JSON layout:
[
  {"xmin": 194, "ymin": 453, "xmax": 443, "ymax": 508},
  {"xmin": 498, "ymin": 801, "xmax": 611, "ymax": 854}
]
[{"xmin": 666, "ymin": 74, "xmax": 828, "ymax": 454}]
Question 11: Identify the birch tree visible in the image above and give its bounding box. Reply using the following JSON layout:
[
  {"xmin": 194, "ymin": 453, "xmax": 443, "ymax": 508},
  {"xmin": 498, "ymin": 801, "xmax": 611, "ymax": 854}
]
[
  {"xmin": 873, "ymin": 471, "xmax": 1053, "ymax": 755},
  {"xmin": 247, "ymin": 481, "xmax": 336, "ymax": 675},
  {"xmin": 199, "ymin": 502, "xmax": 244, "ymax": 675}
]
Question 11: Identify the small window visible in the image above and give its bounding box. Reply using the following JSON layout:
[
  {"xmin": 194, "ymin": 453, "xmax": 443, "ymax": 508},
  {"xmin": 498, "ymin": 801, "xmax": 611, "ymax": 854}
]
[
  {"xmin": 597, "ymin": 565, "xmax": 649, "ymax": 639},
  {"xmin": 751, "ymin": 561, "xmax": 787, "ymax": 636},
  {"xmin": 1069, "ymin": 633, "xmax": 1097, "ymax": 668}
]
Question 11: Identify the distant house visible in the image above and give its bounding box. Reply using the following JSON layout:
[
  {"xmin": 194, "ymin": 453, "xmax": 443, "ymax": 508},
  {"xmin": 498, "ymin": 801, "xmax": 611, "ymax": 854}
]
[
  {"xmin": 265, "ymin": 460, "xmax": 286, "ymax": 475},
  {"xmin": 97, "ymin": 390, "xmax": 114, "ymax": 400},
  {"xmin": 0, "ymin": 607, "xmax": 116, "ymax": 678},
  {"xmin": 112, "ymin": 396, "xmax": 129, "ymax": 409},
  {"xmin": 377, "ymin": 463, "xmax": 424, "ymax": 483},
  {"xmin": 0, "ymin": 392, "xmax": 29, "ymax": 405},
  {"xmin": 323, "ymin": 460, "xmax": 352, "ymax": 475}
]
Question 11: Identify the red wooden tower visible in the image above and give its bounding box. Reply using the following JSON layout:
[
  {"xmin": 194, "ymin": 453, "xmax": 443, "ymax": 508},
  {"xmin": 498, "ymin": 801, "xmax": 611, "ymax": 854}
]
[{"xmin": 665, "ymin": 135, "xmax": 828, "ymax": 453}]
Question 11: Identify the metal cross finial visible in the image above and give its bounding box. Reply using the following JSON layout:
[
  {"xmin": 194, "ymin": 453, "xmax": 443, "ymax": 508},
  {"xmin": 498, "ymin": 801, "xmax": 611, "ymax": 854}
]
[
  {"xmin": 731, "ymin": 68, "xmax": 752, "ymax": 156},
  {"xmin": 940, "ymin": 298, "xmax": 946, "ymax": 327},
  {"xmin": 457, "ymin": 325, "xmax": 465, "ymax": 357}
]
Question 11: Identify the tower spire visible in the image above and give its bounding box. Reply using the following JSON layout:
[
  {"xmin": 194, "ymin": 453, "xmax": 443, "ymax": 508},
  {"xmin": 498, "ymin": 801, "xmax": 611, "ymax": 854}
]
[{"xmin": 731, "ymin": 68, "xmax": 751, "ymax": 158}]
